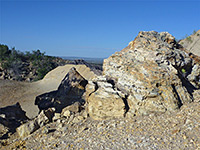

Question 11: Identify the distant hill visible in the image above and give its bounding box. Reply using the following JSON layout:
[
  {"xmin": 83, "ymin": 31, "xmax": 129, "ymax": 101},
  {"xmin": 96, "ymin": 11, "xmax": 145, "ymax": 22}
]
[
  {"xmin": 179, "ymin": 30, "xmax": 200, "ymax": 56},
  {"xmin": 61, "ymin": 56, "xmax": 104, "ymax": 64}
]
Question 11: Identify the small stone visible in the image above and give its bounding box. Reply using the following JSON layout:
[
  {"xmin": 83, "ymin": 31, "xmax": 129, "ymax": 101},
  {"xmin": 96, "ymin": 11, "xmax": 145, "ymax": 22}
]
[
  {"xmin": 58, "ymin": 123, "xmax": 63, "ymax": 129},
  {"xmin": 78, "ymin": 126, "xmax": 88, "ymax": 134},
  {"xmin": 72, "ymin": 116, "xmax": 83, "ymax": 123},
  {"xmin": 1, "ymin": 140, "xmax": 8, "ymax": 146},
  {"xmin": 171, "ymin": 129, "xmax": 180, "ymax": 134},
  {"xmin": 139, "ymin": 128, "xmax": 143, "ymax": 132},
  {"xmin": 44, "ymin": 107, "xmax": 55, "ymax": 121},
  {"xmin": 183, "ymin": 135, "xmax": 187, "ymax": 139},
  {"xmin": 81, "ymin": 110, "xmax": 88, "ymax": 119},
  {"xmin": 0, "ymin": 114, "xmax": 6, "ymax": 119},
  {"xmin": 137, "ymin": 140, "xmax": 142, "ymax": 143},
  {"xmin": 62, "ymin": 110, "xmax": 71, "ymax": 118},
  {"xmin": 56, "ymin": 119, "xmax": 61, "ymax": 124},
  {"xmin": 53, "ymin": 113, "xmax": 61, "ymax": 121}
]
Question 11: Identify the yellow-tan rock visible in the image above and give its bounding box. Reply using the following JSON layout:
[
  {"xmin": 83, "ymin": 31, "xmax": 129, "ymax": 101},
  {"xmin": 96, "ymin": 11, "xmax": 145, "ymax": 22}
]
[{"xmin": 86, "ymin": 31, "xmax": 200, "ymax": 118}]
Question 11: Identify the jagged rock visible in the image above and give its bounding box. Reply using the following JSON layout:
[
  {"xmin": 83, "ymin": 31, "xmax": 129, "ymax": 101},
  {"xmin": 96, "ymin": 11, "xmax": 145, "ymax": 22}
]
[
  {"xmin": 72, "ymin": 115, "xmax": 84, "ymax": 123},
  {"xmin": 44, "ymin": 107, "xmax": 55, "ymax": 122},
  {"xmin": 85, "ymin": 77, "xmax": 126, "ymax": 120},
  {"xmin": 61, "ymin": 109, "xmax": 71, "ymax": 118},
  {"xmin": 31, "ymin": 109, "xmax": 49, "ymax": 127},
  {"xmin": 104, "ymin": 31, "xmax": 200, "ymax": 116},
  {"xmin": 52, "ymin": 113, "xmax": 61, "ymax": 121},
  {"xmin": 16, "ymin": 120, "xmax": 39, "ymax": 138},
  {"xmin": 61, "ymin": 101, "xmax": 80, "ymax": 116},
  {"xmin": 16, "ymin": 110, "xmax": 49, "ymax": 138},
  {"xmin": 69, "ymin": 59, "xmax": 102, "ymax": 76},
  {"xmin": 86, "ymin": 31, "xmax": 200, "ymax": 118},
  {"xmin": 35, "ymin": 67, "xmax": 88, "ymax": 113},
  {"xmin": 187, "ymin": 64, "xmax": 200, "ymax": 88}
]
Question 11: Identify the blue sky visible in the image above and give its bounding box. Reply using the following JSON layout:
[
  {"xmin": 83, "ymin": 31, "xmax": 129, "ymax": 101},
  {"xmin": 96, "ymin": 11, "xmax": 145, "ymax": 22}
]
[{"xmin": 0, "ymin": 0, "xmax": 200, "ymax": 58}]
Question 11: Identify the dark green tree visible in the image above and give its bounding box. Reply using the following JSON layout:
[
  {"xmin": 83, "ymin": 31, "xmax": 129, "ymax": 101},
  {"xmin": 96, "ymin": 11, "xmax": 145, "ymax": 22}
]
[{"xmin": 0, "ymin": 44, "xmax": 11, "ymax": 61}]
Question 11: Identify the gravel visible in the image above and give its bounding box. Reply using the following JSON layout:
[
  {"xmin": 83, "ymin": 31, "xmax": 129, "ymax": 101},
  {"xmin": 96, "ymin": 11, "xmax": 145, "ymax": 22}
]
[{"xmin": 1, "ymin": 101, "xmax": 200, "ymax": 150}]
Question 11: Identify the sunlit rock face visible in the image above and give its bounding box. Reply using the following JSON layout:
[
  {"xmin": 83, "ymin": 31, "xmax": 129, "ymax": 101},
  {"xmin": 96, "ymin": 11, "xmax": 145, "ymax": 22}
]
[{"xmin": 86, "ymin": 31, "xmax": 200, "ymax": 119}]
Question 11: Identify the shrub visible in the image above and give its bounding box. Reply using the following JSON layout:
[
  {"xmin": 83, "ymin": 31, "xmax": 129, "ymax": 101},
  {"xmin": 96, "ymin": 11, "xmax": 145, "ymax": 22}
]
[
  {"xmin": 0, "ymin": 44, "xmax": 59, "ymax": 81},
  {"xmin": 186, "ymin": 36, "xmax": 192, "ymax": 43},
  {"xmin": 29, "ymin": 50, "xmax": 45, "ymax": 61},
  {"xmin": 181, "ymin": 68, "xmax": 186, "ymax": 73},
  {"xmin": 193, "ymin": 30, "xmax": 197, "ymax": 35},
  {"xmin": 32, "ymin": 55, "xmax": 57, "ymax": 80},
  {"xmin": 0, "ymin": 44, "xmax": 11, "ymax": 61}
]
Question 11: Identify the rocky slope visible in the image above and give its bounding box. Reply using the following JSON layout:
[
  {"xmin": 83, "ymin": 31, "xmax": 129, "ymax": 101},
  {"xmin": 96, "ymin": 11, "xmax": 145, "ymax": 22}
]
[
  {"xmin": 0, "ymin": 31, "xmax": 200, "ymax": 149},
  {"xmin": 179, "ymin": 30, "xmax": 200, "ymax": 56}
]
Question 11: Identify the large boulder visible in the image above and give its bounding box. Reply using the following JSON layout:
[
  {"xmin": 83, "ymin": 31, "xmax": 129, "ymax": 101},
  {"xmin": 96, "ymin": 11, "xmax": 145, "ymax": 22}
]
[
  {"xmin": 86, "ymin": 31, "xmax": 200, "ymax": 119},
  {"xmin": 35, "ymin": 67, "xmax": 88, "ymax": 113}
]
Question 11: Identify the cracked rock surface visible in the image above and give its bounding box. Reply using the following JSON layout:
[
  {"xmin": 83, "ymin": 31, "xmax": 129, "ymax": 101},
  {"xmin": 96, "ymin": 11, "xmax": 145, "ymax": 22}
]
[{"xmin": 98, "ymin": 31, "xmax": 200, "ymax": 117}]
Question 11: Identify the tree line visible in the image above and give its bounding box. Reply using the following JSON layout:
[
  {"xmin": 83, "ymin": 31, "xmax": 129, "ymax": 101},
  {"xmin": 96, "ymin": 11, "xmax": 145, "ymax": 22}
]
[{"xmin": 0, "ymin": 44, "xmax": 59, "ymax": 80}]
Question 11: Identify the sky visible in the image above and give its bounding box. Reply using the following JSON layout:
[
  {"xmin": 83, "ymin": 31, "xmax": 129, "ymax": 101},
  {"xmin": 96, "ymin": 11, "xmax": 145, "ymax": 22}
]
[{"xmin": 0, "ymin": 0, "xmax": 200, "ymax": 58}]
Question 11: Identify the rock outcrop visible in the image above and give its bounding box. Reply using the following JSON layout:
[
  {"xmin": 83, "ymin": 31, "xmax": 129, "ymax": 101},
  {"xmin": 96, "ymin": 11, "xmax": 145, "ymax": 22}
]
[
  {"xmin": 69, "ymin": 59, "xmax": 102, "ymax": 76},
  {"xmin": 85, "ymin": 31, "xmax": 200, "ymax": 119},
  {"xmin": 35, "ymin": 67, "xmax": 88, "ymax": 113},
  {"xmin": 179, "ymin": 30, "xmax": 200, "ymax": 56},
  {"xmin": 85, "ymin": 77, "xmax": 126, "ymax": 120}
]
